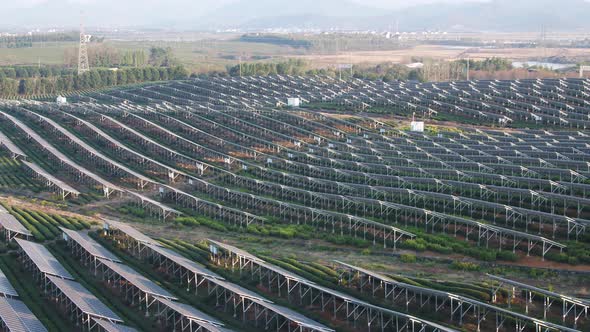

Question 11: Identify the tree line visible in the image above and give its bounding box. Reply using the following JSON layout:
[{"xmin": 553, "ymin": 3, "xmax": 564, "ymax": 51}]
[
  {"xmin": 0, "ymin": 66, "xmax": 187, "ymax": 97},
  {"xmin": 224, "ymin": 57, "xmax": 516, "ymax": 83},
  {"xmin": 0, "ymin": 66, "xmax": 75, "ymax": 79},
  {"xmin": 63, "ymin": 46, "xmax": 172, "ymax": 69},
  {"xmin": 0, "ymin": 46, "xmax": 185, "ymax": 97},
  {"xmin": 226, "ymin": 59, "xmax": 308, "ymax": 76},
  {"xmin": 457, "ymin": 57, "xmax": 513, "ymax": 72},
  {"xmin": 224, "ymin": 59, "xmax": 423, "ymax": 82},
  {"xmin": 0, "ymin": 32, "xmax": 102, "ymax": 49}
]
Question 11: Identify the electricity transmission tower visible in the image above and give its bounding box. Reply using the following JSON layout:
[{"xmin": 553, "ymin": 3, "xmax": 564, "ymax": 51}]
[{"xmin": 78, "ymin": 13, "xmax": 90, "ymax": 75}]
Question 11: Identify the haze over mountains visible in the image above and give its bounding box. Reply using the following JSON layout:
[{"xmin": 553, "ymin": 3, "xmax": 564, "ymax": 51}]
[{"xmin": 3, "ymin": 0, "xmax": 590, "ymax": 32}]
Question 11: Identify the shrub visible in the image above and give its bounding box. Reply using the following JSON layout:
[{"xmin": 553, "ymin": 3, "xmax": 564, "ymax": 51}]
[
  {"xmin": 545, "ymin": 252, "xmax": 569, "ymax": 263},
  {"xmin": 174, "ymin": 216, "xmax": 200, "ymax": 226},
  {"xmin": 428, "ymin": 243, "xmax": 453, "ymax": 254},
  {"xmin": 400, "ymin": 253, "xmax": 417, "ymax": 263},
  {"xmin": 496, "ymin": 251, "xmax": 518, "ymax": 261},
  {"xmin": 402, "ymin": 239, "xmax": 426, "ymax": 251},
  {"xmin": 199, "ymin": 218, "xmax": 228, "ymax": 232},
  {"xmin": 451, "ymin": 261, "xmax": 480, "ymax": 271}
]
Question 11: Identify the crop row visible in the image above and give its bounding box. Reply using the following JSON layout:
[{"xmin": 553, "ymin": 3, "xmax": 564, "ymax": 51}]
[{"xmin": 0, "ymin": 201, "xmax": 91, "ymax": 241}]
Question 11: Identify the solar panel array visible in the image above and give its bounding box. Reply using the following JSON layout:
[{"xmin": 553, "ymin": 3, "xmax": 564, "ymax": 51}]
[
  {"xmin": 61, "ymin": 227, "xmax": 121, "ymax": 262},
  {"xmin": 103, "ymin": 76, "xmax": 590, "ymax": 128},
  {"xmin": 0, "ymin": 269, "xmax": 18, "ymax": 298},
  {"xmin": 41, "ymin": 83, "xmax": 586, "ymax": 258},
  {"xmin": 13, "ymin": 237, "xmax": 138, "ymax": 331},
  {"xmin": 92, "ymin": 318, "xmax": 139, "ymax": 332},
  {"xmin": 145, "ymin": 243, "xmax": 222, "ymax": 279},
  {"xmin": 0, "ymin": 264, "xmax": 47, "ymax": 332},
  {"xmin": 105, "ymin": 221, "xmax": 336, "ymax": 332},
  {"xmin": 57, "ymin": 226, "xmax": 237, "ymax": 331},
  {"xmin": 46, "ymin": 275, "xmax": 123, "ymax": 323},
  {"xmin": 2, "ymin": 78, "xmax": 585, "ymax": 260},
  {"xmin": 0, "ymin": 129, "xmax": 26, "ymax": 158},
  {"xmin": 154, "ymin": 297, "xmax": 229, "ymax": 331},
  {"xmin": 0, "ymin": 110, "xmax": 121, "ymax": 196},
  {"xmin": 210, "ymin": 240, "xmax": 458, "ymax": 332},
  {"xmin": 0, "ymin": 210, "xmax": 31, "ymax": 238},
  {"xmin": 0, "ymin": 297, "xmax": 48, "ymax": 332},
  {"xmin": 97, "ymin": 258, "xmax": 177, "ymax": 300},
  {"xmin": 15, "ymin": 238, "xmax": 73, "ymax": 280},
  {"xmin": 0, "ymin": 75, "xmax": 587, "ymax": 331},
  {"xmin": 102, "ymin": 219, "xmax": 161, "ymax": 246},
  {"xmin": 22, "ymin": 161, "xmax": 80, "ymax": 197}
]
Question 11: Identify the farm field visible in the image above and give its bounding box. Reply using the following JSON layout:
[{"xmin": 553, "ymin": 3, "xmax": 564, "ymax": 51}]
[
  {"xmin": 6, "ymin": 39, "xmax": 590, "ymax": 74},
  {"xmin": 0, "ymin": 41, "xmax": 77, "ymax": 66},
  {"xmin": 295, "ymin": 44, "xmax": 590, "ymax": 67},
  {"xmin": 0, "ymin": 74, "xmax": 588, "ymax": 331}
]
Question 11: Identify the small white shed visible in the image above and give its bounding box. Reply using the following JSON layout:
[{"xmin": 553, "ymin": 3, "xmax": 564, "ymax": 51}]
[{"xmin": 287, "ymin": 98, "xmax": 300, "ymax": 107}]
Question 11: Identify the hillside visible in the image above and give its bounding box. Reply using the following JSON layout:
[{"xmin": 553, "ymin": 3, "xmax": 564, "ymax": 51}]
[{"xmin": 202, "ymin": 0, "xmax": 590, "ymax": 32}]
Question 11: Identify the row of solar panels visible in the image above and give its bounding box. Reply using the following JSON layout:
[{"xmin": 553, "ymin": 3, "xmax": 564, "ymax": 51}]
[
  {"xmin": 14, "ymin": 237, "xmax": 137, "ymax": 332},
  {"xmin": 0, "ymin": 264, "xmax": 47, "ymax": 332}
]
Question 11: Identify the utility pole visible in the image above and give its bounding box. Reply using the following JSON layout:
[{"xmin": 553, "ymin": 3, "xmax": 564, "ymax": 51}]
[
  {"xmin": 78, "ymin": 12, "xmax": 90, "ymax": 75},
  {"xmin": 238, "ymin": 55, "xmax": 242, "ymax": 77}
]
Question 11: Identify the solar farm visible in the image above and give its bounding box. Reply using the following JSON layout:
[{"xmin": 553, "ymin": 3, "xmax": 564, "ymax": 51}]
[{"xmin": 0, "ymin": 75, "xmax": 588, "ymax": 332}]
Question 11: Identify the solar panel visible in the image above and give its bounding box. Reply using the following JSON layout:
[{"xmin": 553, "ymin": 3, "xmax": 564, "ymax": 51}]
[
  {"xmin": 0, "ymin": 130, "xmax": 26, "ymax": 158},
  {"xmin": 60, "ymin": 228, "xmax": 121, "ymax": 262},
  {"xmin": 34, "ymin": 113, "xmax": 153, "ymax": 185},
  {"xmin": 145, "ymin": 244, "xmax": 221, "ymax": 280},
  {"xmin": 0, "ymin": 297, "xmax": 48, "ymax": 332},
  {"xmin": 208, "ymin": 239, "xmax": 262, "ymax": 263},
  {"xmin": 97, "ymin": 258, "xmax": 176, "ymax": 300},
  {"xmin": 124, "ymin": 190, "xmax": 181, "ymax": 216},
  {"xmin": 47, "ymin": 275, "xmax": 122, "ymax": 322},
  {"xmin": 208, "ymin": 240, "xmax": 306, "ymax": 284},
  {"xmin": 15, "ymin": 239, "xmax": 73, "ymax": 280},
  {"xmin": 0, "ymin": 111, "xmax": 121, "ymax": 193},
  {"xmin": 22, "ymin": 161, "xmax": 79, "ymax": 196},
  {"xmin": 0, "ymin": 268, "xmax": 18, "ymax": 298},
  {"xmin": 205, "ymin": 277, "xmax": 270, "ymax": 303},
  {"xmin": 259, "ymin": 300, "xmax": 334, "ymax": 332},
  {"xmin": 0, "ymin": 211, "xmax": 32, "ymax": 236},
  {"xmin": 154, "ymin": 297, "xmax": 223, "ymax": 327},
  {"xmin": 92, "ymin": 319, "xmax": 138, "ymax": 332},
  {"xmin": 102, "ymin": 219, "xmax": 160, "ymax": 246}
]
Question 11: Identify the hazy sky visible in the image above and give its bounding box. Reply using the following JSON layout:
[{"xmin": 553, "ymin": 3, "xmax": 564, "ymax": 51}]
[
  {"xmin": 5, "ymin": 0, "xmax": 489, "ymax": 10},
  {"xmin": 0, "ymin": 0, "xmax": 492, "ymax": 28},
  {"xmin": 2, "ymin": 0, "xmax": 585, "ymax": 31}
]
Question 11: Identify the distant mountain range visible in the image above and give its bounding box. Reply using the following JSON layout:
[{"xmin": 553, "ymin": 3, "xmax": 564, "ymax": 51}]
[
  {"xmin": 202, "ymin": 0, "xmax": 590, "ymax": 32},
  {"xmin": 3, "ymin": 0, "xmax": 590, "ymax": 33}
]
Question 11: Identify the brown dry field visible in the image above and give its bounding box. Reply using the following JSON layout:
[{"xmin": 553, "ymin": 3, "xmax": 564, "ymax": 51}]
[{"xmin": 296, "ymin": 44, "xmax": 590, "ymax": 67}]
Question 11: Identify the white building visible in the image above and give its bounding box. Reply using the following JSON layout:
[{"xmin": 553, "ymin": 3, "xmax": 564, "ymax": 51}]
[
  {"xmin": 410, "ymin": 121, "xmax": 424, "ymax": 132},
  {"xmin": 56, "ymin": 96, "xmax": 67, "ymax": 105},
  {"xmin": 287, "ymin": 98, "xmax": 301, "ymax": 107}
]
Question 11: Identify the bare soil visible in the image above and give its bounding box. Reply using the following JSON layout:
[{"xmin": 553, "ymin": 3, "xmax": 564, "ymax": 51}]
[{"xmin": 295, "ymin": 44, "xmax": 590, "ymax": 67}]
